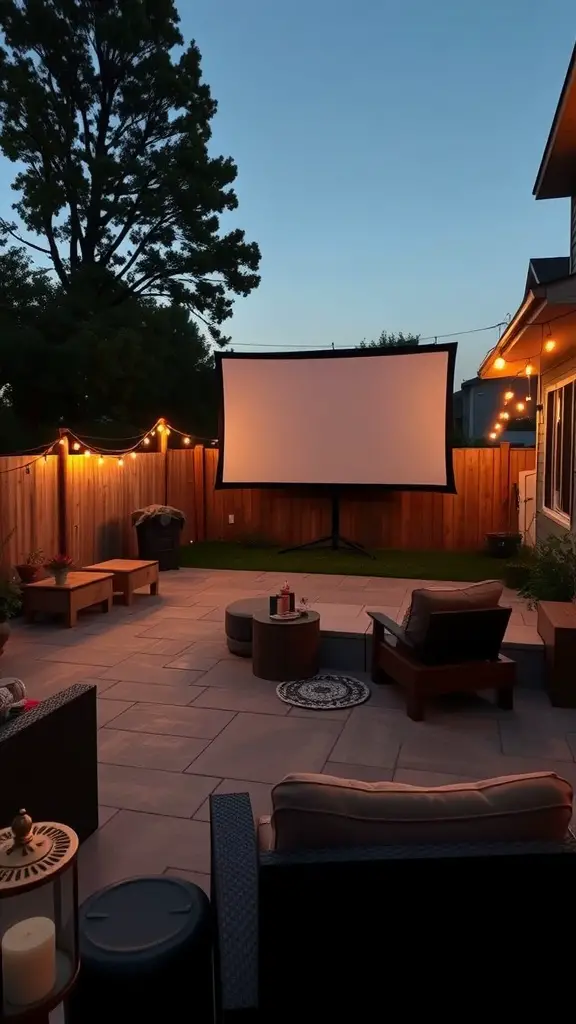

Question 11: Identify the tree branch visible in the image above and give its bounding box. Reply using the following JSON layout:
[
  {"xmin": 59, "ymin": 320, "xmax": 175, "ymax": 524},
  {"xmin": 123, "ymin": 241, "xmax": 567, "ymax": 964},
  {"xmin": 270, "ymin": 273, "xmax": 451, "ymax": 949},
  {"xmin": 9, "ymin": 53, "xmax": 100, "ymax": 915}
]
[{"xmin": 0, "ymin": 221, "xmax": 51, "ymax": 257}]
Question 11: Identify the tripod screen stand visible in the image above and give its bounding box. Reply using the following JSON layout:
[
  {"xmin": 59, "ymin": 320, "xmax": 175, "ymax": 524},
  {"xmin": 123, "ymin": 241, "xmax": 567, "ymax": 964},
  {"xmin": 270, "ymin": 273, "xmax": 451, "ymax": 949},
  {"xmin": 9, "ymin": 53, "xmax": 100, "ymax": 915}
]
[{"xmin": 279, "ymin": 493, "xmax": 375, "ymax": 558}]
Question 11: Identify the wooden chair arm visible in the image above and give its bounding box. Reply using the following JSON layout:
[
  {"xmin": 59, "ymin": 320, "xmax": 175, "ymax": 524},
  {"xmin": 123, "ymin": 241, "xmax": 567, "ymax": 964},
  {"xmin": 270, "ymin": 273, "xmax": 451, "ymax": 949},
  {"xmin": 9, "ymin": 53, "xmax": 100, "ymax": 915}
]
[{"xmin": 367, "ymin": 610, "xmax": 412, "ymax": 646}]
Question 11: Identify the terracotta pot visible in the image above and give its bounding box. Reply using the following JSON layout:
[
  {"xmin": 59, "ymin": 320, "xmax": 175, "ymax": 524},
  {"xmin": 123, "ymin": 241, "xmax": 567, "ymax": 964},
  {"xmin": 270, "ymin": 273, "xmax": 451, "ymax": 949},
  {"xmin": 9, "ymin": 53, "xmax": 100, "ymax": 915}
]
[
  {"xmin": 53, "ymin": 570, "xmax": 68, "ymax": 587},
  {"xmin": 15, "ymin": 563, "xmax": 41, "ymax": 585},
  {"xmin": 0, "ymin": 618, "xmax": 9, "ymax": 657}
]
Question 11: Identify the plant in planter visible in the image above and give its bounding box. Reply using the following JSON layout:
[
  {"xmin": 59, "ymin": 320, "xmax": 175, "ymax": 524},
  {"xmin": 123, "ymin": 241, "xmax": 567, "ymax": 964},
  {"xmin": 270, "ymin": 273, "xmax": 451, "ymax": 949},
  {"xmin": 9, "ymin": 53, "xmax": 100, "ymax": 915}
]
[
  {"xmin": 503, "ymin": 546, "xmax": 537, "ymax": 591},
  {"xmin": 15, "ymin": 548, "xmax": 44, "ymax": 585},
  {"xmin": 45, "ymin": 554, "xmax": 75, "ymax": 587},
  {"xmin": 0, "ymin": 576, "xmax": 22, "ymax": 656},
  {"xmin": 519, "ymin": 534, "xmax": 576, "ymax": 609}
]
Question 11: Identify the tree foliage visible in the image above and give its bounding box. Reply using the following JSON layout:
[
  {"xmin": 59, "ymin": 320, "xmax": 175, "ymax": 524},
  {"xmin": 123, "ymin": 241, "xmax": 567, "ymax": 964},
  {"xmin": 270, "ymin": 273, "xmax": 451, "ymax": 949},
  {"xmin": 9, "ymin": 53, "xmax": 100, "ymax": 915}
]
[{"xmin": 359, "ymin": 331, "xmax": 421, "ymax": 349}]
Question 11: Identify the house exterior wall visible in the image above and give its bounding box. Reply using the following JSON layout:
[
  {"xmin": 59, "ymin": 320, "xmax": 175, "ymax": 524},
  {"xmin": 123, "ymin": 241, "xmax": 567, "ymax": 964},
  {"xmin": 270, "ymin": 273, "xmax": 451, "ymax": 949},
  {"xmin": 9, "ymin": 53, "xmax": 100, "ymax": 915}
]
[
  {"xmin": 536, "ymin": 353, "xmax": 576, "ymax": 542},
  {"xmin": 571, "ymin": 196, "xmax": 576, "ymax": 273}
]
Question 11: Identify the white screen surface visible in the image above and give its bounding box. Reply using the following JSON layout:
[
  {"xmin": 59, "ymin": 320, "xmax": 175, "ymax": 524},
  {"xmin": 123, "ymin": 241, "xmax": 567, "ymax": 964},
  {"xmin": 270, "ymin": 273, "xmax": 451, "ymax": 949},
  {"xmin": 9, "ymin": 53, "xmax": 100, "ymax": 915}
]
[{"xmin": 217, "ymin": 346, "xmax": 455, "ymax": 488}]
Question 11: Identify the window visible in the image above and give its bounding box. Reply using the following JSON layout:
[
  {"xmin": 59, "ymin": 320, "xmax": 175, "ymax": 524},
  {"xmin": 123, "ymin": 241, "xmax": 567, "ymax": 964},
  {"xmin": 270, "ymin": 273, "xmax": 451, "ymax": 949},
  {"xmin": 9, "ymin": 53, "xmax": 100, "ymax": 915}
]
[{"xmin": 544, "ymin": 380, "xmax": 575, "ymax": 521}]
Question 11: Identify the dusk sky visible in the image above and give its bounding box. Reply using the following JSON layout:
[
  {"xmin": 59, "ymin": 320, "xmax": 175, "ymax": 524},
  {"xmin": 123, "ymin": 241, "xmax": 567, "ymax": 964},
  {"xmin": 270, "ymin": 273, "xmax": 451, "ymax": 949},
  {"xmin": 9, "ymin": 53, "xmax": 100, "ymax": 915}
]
[
  {"xmin": 0, "ymin": 1, "xmax": 573, "ymax": 386},
  {"xmin": 181, "ymin": 1, "xmax": 575, "ymax": 384}
]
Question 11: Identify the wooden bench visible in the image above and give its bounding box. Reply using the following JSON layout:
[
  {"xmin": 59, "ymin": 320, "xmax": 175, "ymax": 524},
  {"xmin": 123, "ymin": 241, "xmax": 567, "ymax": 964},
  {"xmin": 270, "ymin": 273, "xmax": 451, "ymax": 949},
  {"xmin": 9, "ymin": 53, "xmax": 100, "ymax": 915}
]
[
  {"xmin": 82, "ymin": 559, "xmax": 159, "ymax": 606},
  {"xmin": 23, "ymin": 572, "xmax": 114, "ymax": 627}
]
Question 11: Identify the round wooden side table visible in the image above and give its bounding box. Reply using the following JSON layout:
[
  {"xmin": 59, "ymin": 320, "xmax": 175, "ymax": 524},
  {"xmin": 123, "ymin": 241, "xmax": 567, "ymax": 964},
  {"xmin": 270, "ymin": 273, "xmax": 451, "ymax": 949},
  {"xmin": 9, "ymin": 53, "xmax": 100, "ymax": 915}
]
[{"xmin": 252, "ymin": 610, "xmax": 320, "ymax": 681}]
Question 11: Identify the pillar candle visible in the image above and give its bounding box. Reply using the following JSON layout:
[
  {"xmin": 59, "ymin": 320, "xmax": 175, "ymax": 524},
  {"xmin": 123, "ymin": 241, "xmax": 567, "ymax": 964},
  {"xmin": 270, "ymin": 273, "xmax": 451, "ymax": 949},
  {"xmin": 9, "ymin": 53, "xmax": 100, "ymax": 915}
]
[{"xmin": 2, "ymin": 916, "xmax": 56, "ymax": 1006}]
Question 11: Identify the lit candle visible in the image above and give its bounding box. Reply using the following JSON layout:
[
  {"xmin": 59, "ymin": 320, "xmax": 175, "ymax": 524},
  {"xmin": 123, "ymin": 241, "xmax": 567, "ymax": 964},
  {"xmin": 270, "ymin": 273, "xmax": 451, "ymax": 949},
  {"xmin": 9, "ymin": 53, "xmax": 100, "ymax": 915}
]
[{"xmin": 2, "ymin": 916, "xmax": 56, "ymax": 1006}]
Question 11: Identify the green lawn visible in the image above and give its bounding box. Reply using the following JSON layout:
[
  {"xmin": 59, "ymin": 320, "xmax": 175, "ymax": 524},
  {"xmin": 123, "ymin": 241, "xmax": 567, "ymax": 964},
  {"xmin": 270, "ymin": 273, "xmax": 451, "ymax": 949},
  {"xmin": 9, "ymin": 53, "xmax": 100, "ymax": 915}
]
[{"xmin": 180, "ymin": 542, "xmax": 506, "ymax": 582}]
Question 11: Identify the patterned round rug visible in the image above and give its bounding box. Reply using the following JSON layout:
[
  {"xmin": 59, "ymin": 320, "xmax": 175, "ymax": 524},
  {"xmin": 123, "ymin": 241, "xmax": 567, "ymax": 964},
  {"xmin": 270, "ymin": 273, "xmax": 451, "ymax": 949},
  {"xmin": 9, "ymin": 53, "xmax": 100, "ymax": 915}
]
[{"xmin": 276, "ymin": 674, "xmax": 370, "ymax": 710}]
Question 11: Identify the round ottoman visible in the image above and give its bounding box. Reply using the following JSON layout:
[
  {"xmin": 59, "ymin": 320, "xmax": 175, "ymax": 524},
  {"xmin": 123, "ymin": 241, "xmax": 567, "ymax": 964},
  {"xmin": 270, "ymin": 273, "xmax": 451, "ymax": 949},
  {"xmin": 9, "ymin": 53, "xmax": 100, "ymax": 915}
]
[
  {"xmin": 225, "ymin": 597, "xmax": 269, "ymax": 656},
  {"xmin": 69, "ymin": 876, "xmax": 212, "ymax": 1022}
]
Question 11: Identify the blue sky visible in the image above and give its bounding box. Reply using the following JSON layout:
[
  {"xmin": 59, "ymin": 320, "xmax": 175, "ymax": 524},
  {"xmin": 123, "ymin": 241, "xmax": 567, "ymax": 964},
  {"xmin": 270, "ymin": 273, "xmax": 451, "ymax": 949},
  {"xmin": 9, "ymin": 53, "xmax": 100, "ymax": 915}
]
[
  {"xmin": 179, "ymin": 0, "xmax": 575, "ymax": 383},
  {"xmin": 0, "ymin": 1, "xmax": 573, "ymax": 385}
]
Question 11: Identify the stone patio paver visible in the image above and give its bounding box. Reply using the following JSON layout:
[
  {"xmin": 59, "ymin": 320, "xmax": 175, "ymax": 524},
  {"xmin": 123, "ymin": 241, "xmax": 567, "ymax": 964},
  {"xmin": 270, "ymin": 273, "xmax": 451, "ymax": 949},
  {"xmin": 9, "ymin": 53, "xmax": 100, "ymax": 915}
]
[{"xmin": 2, "ymin": 566, "xmax": 563, "ymax": 901}]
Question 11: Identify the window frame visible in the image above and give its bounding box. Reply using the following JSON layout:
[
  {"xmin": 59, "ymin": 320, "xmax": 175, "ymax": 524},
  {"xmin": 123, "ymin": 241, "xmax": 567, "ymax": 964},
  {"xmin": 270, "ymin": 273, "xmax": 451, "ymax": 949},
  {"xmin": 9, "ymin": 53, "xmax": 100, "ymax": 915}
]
[{"xmin": 543, "ymin": 373, "xmax": 576, "ymax": 528}]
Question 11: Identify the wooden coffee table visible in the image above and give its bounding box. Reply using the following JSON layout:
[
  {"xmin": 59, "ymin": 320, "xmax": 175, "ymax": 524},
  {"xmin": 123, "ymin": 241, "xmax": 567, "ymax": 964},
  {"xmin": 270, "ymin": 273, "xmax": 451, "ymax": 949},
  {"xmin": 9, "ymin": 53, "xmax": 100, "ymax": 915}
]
[
  {"xmin": 252, "ymin": 610, "xmax": 320, "ymax": 681},
  {"xmin": 23, "ymin": 572, "xmax": 114, "ymax": 628},
  {"xmin": 83, "ymin": 559, "xmax": 159, "ymax": 606}
]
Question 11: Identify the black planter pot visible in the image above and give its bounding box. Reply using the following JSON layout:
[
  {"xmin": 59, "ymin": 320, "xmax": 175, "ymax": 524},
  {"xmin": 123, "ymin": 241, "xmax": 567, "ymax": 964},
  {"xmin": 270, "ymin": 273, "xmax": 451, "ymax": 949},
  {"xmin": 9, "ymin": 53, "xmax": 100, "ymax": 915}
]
[
  {"xmin": 486, "ymin": 532, "xmax": 522, "ymax": 559},
  {"xmin": 136, "ymin": 516, "xmax": 183, "ymax": 571}
]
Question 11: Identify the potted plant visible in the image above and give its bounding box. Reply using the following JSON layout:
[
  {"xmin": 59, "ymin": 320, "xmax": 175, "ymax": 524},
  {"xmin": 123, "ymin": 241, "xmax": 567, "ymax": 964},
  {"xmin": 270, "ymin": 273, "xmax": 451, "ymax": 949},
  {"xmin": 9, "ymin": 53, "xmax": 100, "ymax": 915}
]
[
  {"xmin": 503, "ymin": 546, "xmax": 537, "ymax": 591},
  {"xmin": 45, "ymin": 554, "xmax": 74, "ymax": 587},
  {"xmin": 519, "ymin": 534, "xmax": 576, "ymax": 609},
  {"xmin": 131, "ymin": 504, "xmax": 186, "ymax": 571},
  {"xmin": 15, "ymin": 548, "xmax": 44, "ymax": 585},
  {"xmin": 0, "ymin": 576, "xmax": 22, "ymax": 655}
]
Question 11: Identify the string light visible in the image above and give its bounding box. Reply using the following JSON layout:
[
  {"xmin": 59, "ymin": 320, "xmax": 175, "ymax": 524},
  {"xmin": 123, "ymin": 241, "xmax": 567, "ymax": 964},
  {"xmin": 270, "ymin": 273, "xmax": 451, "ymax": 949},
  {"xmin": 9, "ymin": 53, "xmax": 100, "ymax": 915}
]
[
  {"xmin": 84, "ymin": 449, "xmax": 91, "ymax": 458},
  {"xmin": 165, "ymin": 428, "xmax": 171, "ymax": 436},
  {"xmin": 494, "ymin": 357, "xmax": 506, "ymax": 370},
  {"xmin": 504, "ymin": 391, "xmax": 514, "ymax": 401},
  {"xmin": 499, "ymin": 412, "xmax": 510, "ymax": 420},
  {"xmin": 151, "ymin": 430, "xmax": 156, "ymax": 436},
  {"xmin": 118, "ymin": 458, "xmax": 124, "ymax": 467},
  {"xmin": 72, "ymin": 442, "xmax": 80, "ymax": 451},
  {"xmin": 98, "ymin": 456, "xmax": 104, "ymax": 466},
  {"xmin": 525, "ymin": 364, "xmax": 534, "ymax": 376},
  {"xmin": 516, "ymin": 401, "xmax": 525, "ymax": 412},
  {"xmin": 544, "ymin": 339, "xmax": 556, "ymax": 352},
  {"xmin": 130, "ymin": 451, "xmax": 137, "ymax": 459},
  {"xmin": 489, "ymin": 431, "xmax": 497, "ymax": 440},
  {"xmin": 59, "ymin": 438, "xmax": 66, "ymax": 446},
  {"xmin": 143, "ymin": 437, "xmax": 150, "ymax": 445},
  {"xmin": 494, "ymin": 422, "xmax": 503, "ymax": 431},
  {"xmin": 183, "ymin": 436, "xmax": 191, "ymax": 445},
  {"xmin": 157, "ymin": 424, "xmax": 164, "ymax": 433}
]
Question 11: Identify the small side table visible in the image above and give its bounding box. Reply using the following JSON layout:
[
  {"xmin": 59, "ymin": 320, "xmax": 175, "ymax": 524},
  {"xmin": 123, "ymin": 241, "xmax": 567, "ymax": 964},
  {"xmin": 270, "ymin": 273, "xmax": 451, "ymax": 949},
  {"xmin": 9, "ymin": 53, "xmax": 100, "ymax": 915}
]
[
  {"xmin": 23, "ymin": 573, "xmax": 114, "ymax": 628},
  {"xmin": 69, "ymin": 876, "xmax": 212, "ymax": 1022},
  {"xmin": 225, "ymin": 597, "xmax": 269, "ymax": 656},
  {"xmin": 537, "ymin": 600, "xmax": 576, "ymax": 707},
  {"xmin": 82, "ymin": 558, "xmax": 159, "ymax": 606},
  {"xmin": 252, "ymin": 610, "xmax": 320, "ymax": 681}
]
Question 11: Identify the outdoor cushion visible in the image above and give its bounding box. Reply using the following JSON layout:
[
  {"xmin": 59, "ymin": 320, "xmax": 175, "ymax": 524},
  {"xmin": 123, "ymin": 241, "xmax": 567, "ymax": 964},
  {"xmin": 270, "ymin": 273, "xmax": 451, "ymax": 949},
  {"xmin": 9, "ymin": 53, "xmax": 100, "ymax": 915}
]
[
  {"xmin": 402, "ymin": 579, "xmax": 503, "ymax": 647},
  {"xmin": 258, "ymin": 771, "xmax": 573, "ymax": 851}
]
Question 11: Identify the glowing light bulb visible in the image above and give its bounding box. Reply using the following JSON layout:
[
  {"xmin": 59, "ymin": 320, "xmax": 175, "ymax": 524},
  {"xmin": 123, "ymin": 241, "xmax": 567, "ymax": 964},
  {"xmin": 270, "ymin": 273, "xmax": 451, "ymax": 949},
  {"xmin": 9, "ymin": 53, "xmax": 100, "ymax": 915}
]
[
  {"xmin": 165, "ymin": 428, "xmax": 171, "ymax": 436},
  {"xmin": 494, "ymin": 357, "xmax": 506, "ymax": 370},
  {"xmin": 499, "ymin": 412, "xmax": 510, "ymax": 420},
  {"xmin": 98, "ymin": 456, "xmax": 104, "ymax": 466},
  {"xmin": 525, "ymin": 364, "xmax": 534, "ymax": 376},
  {"xmin": 130, "ymin": 451, "xmax": 137, "ymax": 459},
  {"xmin": 183, "ymin": 436, "xmax": 191, "ymax": 445},
  {"xmin": 72, "ymin": 442, "xmax": 80, "ymax": 451},
  {"xmin": 84, "ymin": 449, "xmax": 90, "ymax": 457},
  {"xmin": 489, "ymin": 432, "xmax": 497, "ymax": 440},
  {"xmin": 494, "ymin": 422, "xmax": 502, "ymax": 431},
  {"xmin": 516, "ymin": 401, "xmax": 525, "ymax": 412},
  {"xmin": 143, "ymin": 436, "xmax": 150, "ymax": 446},
  {"xmin": 157, "ymin": 424, "xmax": 164, "ymax": 433},
  {"xmin": 59, "ymin": 438, "xmax": 66, "ymax": 446},
  {"xmin": 151, "ymin": 430, "xmax": 156, "ymax": 436},
  {"xmin": 526, "ymin": 394, "xmax": 532, "ymax": 401},
  {"xmin": 504, "ymin": 391, "xmax": 514, "ymax": 401},
  {"xmin": 118, "ymin": 458, "xmax": 124, "ymax": 467},
  {"xmin": 544, "ymin": 339, "xmax": 556, "ymax": 353}
]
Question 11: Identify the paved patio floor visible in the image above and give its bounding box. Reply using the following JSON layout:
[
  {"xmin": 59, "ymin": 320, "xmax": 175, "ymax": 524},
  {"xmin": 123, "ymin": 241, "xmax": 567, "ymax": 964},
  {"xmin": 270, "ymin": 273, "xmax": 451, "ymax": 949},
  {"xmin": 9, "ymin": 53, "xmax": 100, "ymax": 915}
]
[{"xmin": 3, "ymin": 567, "xmax": 570, "ymax": 901}]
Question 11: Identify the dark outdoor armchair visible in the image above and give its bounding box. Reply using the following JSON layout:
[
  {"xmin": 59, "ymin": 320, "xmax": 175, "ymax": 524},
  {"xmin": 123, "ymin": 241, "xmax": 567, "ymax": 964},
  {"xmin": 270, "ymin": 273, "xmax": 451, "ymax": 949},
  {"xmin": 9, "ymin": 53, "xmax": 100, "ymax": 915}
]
[
  {"xmin": 210, "ymin": 791, "xmax": 576, "ymax": 1021},
  {"xmin": 368, "ymin": 605, "xmax": 515, "ymax": 720}
]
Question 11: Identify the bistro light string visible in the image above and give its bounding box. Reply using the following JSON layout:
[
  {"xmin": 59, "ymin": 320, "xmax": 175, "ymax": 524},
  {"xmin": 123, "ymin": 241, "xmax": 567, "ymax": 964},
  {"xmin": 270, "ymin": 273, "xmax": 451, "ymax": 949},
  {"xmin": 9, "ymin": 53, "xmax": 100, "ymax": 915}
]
[{"xmin": 485, "ymin": 319, "xmax": 564, "ymax": 441}]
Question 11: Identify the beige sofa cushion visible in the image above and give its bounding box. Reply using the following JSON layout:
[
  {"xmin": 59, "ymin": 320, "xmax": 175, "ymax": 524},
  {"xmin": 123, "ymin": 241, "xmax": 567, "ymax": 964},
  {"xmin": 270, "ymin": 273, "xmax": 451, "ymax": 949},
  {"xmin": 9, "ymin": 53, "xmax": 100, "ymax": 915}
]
[
  {"xmin": 259, "ymin": 771, "xmax": 573, "ymax": 852},
  {"xmin": 403, "ymin": 579, "xmax": 503, "ymax": 646}
]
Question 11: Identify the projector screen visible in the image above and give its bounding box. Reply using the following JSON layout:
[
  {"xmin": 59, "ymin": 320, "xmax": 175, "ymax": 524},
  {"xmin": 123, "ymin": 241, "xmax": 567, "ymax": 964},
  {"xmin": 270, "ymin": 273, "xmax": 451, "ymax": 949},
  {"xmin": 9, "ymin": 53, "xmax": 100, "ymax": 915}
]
[{"xmin": 215, "ymin": 344, "xmax": 456, "ymax": 491}]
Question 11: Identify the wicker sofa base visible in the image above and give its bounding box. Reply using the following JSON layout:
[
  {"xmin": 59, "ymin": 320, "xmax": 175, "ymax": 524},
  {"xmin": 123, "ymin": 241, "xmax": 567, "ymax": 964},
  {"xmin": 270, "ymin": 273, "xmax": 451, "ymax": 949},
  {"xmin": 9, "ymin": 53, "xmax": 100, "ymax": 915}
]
[{"xmin": 0, "ymin": 683, "xmax": 98, "ymax": 842}]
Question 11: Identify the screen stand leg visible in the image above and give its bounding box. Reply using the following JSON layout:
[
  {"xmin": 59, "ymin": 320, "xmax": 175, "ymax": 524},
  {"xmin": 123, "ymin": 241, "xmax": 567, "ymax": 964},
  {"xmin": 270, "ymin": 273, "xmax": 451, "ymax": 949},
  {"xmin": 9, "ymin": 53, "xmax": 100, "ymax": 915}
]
[{"xmin": 279, "ymin": 495, "xmax": 375, "ymax": 559}]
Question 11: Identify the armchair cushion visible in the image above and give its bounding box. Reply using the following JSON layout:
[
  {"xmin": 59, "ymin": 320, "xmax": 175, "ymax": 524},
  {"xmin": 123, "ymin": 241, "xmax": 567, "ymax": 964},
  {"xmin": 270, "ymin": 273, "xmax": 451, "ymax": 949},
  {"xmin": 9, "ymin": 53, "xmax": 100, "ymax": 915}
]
[
  {"xmin": 402, "ymin": 579, "xmax": 503, "ymax": 646},
  {"xmin": 260, "ymin": 770, "xmax": 572, "ymax": 851}
]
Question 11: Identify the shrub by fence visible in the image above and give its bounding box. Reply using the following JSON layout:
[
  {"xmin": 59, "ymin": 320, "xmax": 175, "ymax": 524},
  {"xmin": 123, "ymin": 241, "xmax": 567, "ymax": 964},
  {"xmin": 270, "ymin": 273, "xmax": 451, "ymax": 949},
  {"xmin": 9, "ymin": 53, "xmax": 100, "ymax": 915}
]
[{"xmin": 0, "ymin": 443, "xmax": 535, "ymax": 568}]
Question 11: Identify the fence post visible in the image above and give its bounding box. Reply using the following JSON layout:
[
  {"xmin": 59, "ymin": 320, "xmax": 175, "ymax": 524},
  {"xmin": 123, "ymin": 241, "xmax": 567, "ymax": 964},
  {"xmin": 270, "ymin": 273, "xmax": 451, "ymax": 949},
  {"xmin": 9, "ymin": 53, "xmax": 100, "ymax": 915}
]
[
  {"xmin": 193, "ymin": 445, "xmax": 206, "ymax": 541},
  {"xmin": 498, "ymin": 441, "xmax": 511, "ymax": 530},
  {"xmin": 158, "ymin": 417, "xmax": 168, "ymax": 505},
  {"xmin": 57, "ymin": 429, "xmax": 69, "ymax": 556}
]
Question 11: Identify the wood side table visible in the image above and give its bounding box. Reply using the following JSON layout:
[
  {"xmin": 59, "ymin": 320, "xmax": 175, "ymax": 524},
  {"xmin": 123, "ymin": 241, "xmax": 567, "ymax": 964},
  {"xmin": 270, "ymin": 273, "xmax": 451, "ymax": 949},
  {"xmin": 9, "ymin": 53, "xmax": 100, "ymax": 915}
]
[
  {"xmin": 537, "ymin": 601, "xmax": 576, "ymax": 707},
  {"xmin": 83, "ymin": 558, "xmax": 159, "ymax": 606},
  {"xmin": 252, "ymin": 610, "xmax": 320, "ymax": 682},
  {"xmin": 23, "ymin": 572, "xmax": 114, "ymax": 628}
]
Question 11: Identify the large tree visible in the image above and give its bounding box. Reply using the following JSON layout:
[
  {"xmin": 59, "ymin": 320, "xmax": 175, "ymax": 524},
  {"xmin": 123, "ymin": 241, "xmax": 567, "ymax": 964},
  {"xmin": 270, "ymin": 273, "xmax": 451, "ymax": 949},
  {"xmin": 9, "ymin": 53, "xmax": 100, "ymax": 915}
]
[
  {"xmin": 0, "ymin": 0, "xmax": 261, "ymax": 346},
  {"xmin": 359, "ymin": 331, "xmax": 420, "ymax": 349}
]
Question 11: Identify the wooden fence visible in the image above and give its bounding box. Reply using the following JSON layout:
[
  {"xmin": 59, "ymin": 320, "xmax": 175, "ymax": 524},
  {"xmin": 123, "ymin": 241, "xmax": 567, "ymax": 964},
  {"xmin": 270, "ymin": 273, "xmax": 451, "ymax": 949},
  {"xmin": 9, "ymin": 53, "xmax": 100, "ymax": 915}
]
[{"xmin": 0, "ymin": 443, "xmax": 535, "ymax": 567}]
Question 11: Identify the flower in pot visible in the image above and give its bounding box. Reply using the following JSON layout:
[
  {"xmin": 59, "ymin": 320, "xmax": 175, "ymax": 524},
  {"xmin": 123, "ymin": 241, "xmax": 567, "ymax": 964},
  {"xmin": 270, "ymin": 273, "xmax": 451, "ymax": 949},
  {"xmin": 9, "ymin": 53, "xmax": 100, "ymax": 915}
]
[
  {"xmin": 15, "ymin": 548, "xmax": 44, "ymax": 585},
  {"xmin": 0, "ymin": 576, "xmax": 22, "ymax": 656},
  {"xmin": 45, "ymin": 554, "xmax": 74, "ymax": 587}
]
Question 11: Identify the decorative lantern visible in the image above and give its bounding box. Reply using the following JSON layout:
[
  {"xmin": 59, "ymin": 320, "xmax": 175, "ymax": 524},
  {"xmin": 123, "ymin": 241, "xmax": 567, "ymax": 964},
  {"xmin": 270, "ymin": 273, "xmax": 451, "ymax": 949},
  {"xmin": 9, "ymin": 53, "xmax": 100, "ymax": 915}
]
[{"xmin": 0, "ymin": 810, "xmax": 79, "ymax": 1022}]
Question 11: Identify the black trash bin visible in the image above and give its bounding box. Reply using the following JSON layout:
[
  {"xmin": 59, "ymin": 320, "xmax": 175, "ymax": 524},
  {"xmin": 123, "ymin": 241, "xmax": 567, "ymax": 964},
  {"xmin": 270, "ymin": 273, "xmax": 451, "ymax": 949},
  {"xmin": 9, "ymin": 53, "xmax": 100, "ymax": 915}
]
[
  {"xmin": 485, "ymin": 531, "xmax": 522, "ymax": 559},
  {"xmin": 69, "ymin": 876, "xmax": 212, "ymax": 1023},
  {"xmin": 132, "ymin": 505, "xmax": 185, "ymax": 571}
]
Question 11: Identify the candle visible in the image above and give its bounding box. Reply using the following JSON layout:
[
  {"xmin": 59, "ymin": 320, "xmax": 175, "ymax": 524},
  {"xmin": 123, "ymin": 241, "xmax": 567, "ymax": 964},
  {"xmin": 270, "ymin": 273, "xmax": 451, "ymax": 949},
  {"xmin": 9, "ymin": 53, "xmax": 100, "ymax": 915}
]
[{"xmin": 2, "ymin": 916, "xmax": 56, "ymax": 1006}]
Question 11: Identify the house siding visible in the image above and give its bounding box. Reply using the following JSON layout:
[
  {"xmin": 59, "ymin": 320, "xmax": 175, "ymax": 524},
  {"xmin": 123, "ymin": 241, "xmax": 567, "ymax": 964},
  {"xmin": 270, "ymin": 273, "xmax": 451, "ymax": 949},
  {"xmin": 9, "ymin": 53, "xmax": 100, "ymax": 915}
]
[
  {"xmin": 536, "ymin": 354, "xmax": 576, "ymax": 542},
  {"xmin": 571, "ymin": 196, "xmax": 576, "ymax": 273}
]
